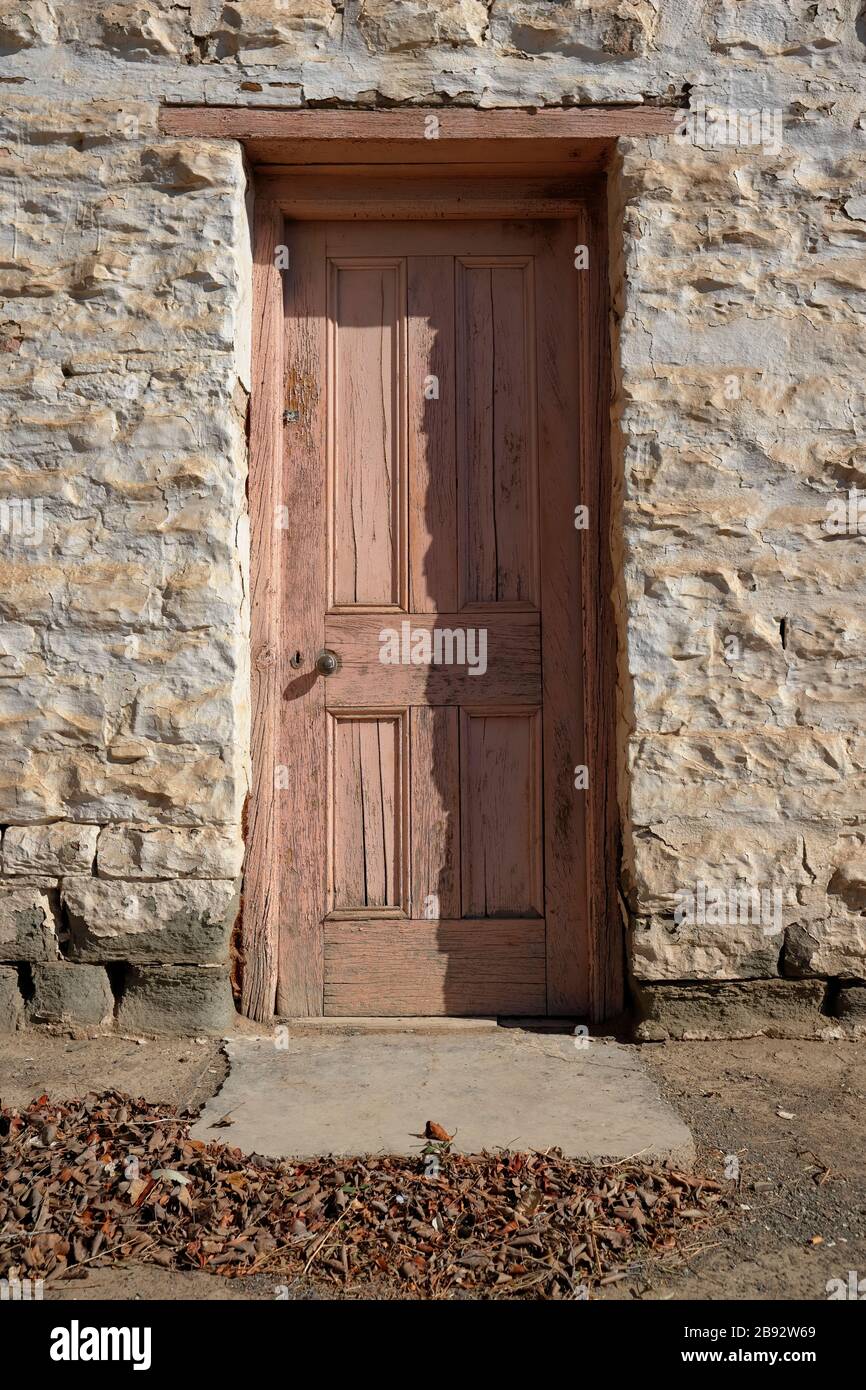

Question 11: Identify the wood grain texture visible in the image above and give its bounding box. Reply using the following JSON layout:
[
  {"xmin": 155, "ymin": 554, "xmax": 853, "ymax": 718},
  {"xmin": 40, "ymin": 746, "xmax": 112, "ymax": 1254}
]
[
  {"xmin": 247, "ymin": 143, "xmax": 611, "ymax": 172},
  {"xmin": 323, "ymin": 612, "xmax": 541, "ymax": 705},
  {"xmin": 330, "ymin": 712, "xmax": 406, "ymax": 915},
  {"xmin": 328, "ymin": 258, "xmax": 405, "ymax": 607},
  {"xmin": 460, "ymin": 709, "xmax": 543, "ymax": 919},
  {"xmin": 249, "ymin": 193, "xmax": 620, "ymax": 1020},
  {"xmin": 324, "ymin": 920, "xmax": 546, "ymax": 1016},
  {"xmin": 457, "ymin": 258, "xmax": 537, "ymax": 606},
  {"xmin": 160, "ymin": 107, "xmax": 679, "ymax": 140},
  {"xmin": 408, "ymin": 255, "xmax": 457, "ymax": 612},
  {"xmin": 243, "ymin": 199, "xmax": 283, "ymax": 1023},
  {"xmin": 253, "ymin": 173, "xmax": 590, "ymax": 219},
  {"xmin": 537, "ymin": 217, "xmax": 589, "ymax": 1015},
  {"xmin": 578, "ymin": 197, "xmax": 623, "ymax": 1021},
  {"xmin": 276, "ymin": 222, "xmax": 328, "ymax": 1016},
  {"xmin": 410, "ymin": 706, "xmax": 460, "ymax": 919},
  {"xmin": 322, "ymin": 221, "xmax": 549, "ymax": 259}
]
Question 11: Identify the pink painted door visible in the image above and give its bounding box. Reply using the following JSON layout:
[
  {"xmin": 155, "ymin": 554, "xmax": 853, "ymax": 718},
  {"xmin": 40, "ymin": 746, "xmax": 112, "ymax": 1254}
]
[{"xmin": 279, "ymin": 219, "xmax": 587, "ymax": 1016}]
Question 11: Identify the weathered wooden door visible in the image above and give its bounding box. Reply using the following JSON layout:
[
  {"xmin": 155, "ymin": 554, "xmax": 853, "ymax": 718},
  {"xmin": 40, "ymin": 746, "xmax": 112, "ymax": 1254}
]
[{"xmin": 278, "ymin": 218, "xmax": 587, "ymax": 1016}]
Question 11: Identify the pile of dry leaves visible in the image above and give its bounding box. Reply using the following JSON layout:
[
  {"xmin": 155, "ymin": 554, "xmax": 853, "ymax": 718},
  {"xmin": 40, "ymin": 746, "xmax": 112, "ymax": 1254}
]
[{"xmin": 0, "ymin": 1092, "xmax": 729, "ymax": 1298}]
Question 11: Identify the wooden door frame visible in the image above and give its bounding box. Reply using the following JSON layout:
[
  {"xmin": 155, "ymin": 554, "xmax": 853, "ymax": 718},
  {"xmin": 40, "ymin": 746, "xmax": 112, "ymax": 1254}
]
[{"xmin": 158, "ymin": 107, "xmax": 678, "ymax": 1022}]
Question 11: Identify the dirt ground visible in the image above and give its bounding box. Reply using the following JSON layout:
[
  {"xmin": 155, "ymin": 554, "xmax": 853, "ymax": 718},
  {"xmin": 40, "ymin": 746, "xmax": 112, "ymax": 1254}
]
[
  {"xmin": 627, "ymin": 1038, "xmax": 866, "ymax": 1301},
  {"xmin": 3, "ymin": 1033, "xmax": 864, "ymax": 1302},
  {"xmin": 0, "ymin": 1033, "xmax": 228, "ymax": 1112}
]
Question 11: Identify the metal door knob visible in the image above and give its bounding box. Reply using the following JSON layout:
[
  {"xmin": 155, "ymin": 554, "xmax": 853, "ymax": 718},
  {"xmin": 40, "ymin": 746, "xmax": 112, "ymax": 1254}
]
[{"xmin": 315, "ymin": 649, "xmax": 340, "ymax": 676}]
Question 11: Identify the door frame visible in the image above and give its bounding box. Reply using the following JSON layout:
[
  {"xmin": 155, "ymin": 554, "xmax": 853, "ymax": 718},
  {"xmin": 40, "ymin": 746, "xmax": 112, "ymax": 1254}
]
[{"xmin": 158, "ymin": 107, "xmax": 679, "ymax": 1022}]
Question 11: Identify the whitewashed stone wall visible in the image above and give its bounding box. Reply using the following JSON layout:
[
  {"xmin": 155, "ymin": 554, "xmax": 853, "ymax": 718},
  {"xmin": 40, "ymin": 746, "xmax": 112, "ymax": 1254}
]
[{"xmin": 0, "ymin": 1, "xmax": 864, "ymax": 1035}]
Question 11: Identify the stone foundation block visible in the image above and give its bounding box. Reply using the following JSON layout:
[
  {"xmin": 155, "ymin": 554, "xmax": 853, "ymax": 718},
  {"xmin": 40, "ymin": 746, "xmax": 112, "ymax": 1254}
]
[
  {"xmin": 835, "ymin": 984, "xmax": 866, "ymax": 1025},
  {"xmin": 97, "ymin": 825, "xmax": 243, "ymax": 880},
  {"xmin": 633, "ymin": 978, "xmax": 829, "ymax": 1041},
  {"xmin": 0, "ymin": 888, "xmax": 59, "ymax": 961},
  {"xmin": 117, "ymin": 965, "xmax": 234, "ymax": 1035},
  {"xmin": 63, "ymin": 878, "xmax": 239, "ymax": 963},
  {"xmin": 29, "ymin": 963, "xmax": 114, "ymax": 1027},
  {"xmin": 3, "ymin": 823, "xmax": 98, "ymax": 876},
  {"xmin": 0, "ymin": 966, "xmax": 24, "ymax": 1032}
]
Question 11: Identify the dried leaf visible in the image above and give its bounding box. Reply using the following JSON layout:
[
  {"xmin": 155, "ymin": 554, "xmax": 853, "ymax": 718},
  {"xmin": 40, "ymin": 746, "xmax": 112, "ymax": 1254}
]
[
  {"xmin": 424, "ymin": 1122, "xmax": 454, "ymax": 1142},
  {"xmin": 0, "ymin": 1090, "xmax": 729, "ymax": 1301}
]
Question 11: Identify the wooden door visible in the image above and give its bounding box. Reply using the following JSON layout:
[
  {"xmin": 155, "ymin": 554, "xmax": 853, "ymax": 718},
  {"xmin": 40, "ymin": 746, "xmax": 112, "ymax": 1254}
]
[{"xmin": 278, "ymin": 219, "xmax": 587, "ymax": 1017}]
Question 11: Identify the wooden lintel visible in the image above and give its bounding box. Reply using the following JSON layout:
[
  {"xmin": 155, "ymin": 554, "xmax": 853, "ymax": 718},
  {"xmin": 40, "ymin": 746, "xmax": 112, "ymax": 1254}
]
[{"xmin": 158, "ymin": 105, "xmax": 679, "ymax": 143}]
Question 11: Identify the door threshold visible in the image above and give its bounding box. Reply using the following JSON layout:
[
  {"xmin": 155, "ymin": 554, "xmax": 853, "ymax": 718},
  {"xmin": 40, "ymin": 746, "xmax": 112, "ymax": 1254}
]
[{"xmin": 276, "ymin": 1016, "xmax": 499, "ymax": 1034}]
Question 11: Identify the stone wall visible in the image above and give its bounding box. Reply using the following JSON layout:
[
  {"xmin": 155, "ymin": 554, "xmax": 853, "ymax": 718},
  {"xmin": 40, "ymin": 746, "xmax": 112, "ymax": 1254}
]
[{"xmin": 1, "ymin": 1, "xmax": 865, "ymax": 1035}]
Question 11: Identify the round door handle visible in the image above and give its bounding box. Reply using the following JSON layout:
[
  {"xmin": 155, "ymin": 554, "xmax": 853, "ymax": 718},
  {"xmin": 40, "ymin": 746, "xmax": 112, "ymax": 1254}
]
[{"xmin": 315, "ymin": 649, "xmax": 340, "ymax": 676}]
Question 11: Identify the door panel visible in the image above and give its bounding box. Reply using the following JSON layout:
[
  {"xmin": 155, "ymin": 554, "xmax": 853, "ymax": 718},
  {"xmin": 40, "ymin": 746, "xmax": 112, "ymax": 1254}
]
[
  {"xmin": 457, "ymin": 259, "xmax": 537, "ymax": 607},
  {"xmin": 329, "ymin": 259, "xmax": 405, "ymax": 609},
  {"xmin": 460, "ymin": 708, "xmax": 543, "ymax": 919},
  {"xmin": 329, "ymin": 712, "xmax": 407, "ymax": 916},
  {"xmin": 324, "ymin": 920, "xmax": 546, "ymax": 1017},
  {"xmin": 280, "ymin": 218, "xmax": 587, "ymax": 1016}
]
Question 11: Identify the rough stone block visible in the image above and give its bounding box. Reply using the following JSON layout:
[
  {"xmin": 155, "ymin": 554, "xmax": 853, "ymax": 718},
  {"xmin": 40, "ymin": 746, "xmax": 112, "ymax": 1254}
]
[
  {"xmin": 0, "ymin": 1, "xmax": 58, "ymax": 51},
  {"xmin": 0, "ymin": 966, "xmax": 24, "ymax": 1032},
  {"xmin": 0, "ymin": 888, "xmax": 59, "ymax": 961},
  {"xmin": 632, "ymin": 914, "xmax": 781, "ymax": 981},
  {"xmin": 3, "ymin": 822, "xmax": 98, "ymax": 876},
  {"xmin": 0, "ymin": 876, "xmax": 59, "ymax": 890},
  {"xmin": 99, "ymin": 4, "xmax": 190, "ymax": 59},
  {"xmin": 835, "ymin": 985, "xmax": 866, "ymax": 1023},
  {"xmin": 827, "ymin": 849, "xmax": 866, "ymax": 912},
  {"xmin": 627, "ymin": 823, "xmax": 809, "ymax": 915},
  {"xmin": 63, "ymin": 878, "xmax": 239, "ymax": 964},
  {"xmin": 784, "ymin": 920, "xmax": 866, "ymax": 979},
  {"xmin": 0, "ymin": 746, "xmax": 244, "ymax": 828},
  {"xmin": 97, "ymin": 825, "xmax": 243, "ymax": 880},
  {"xmin": 29, "ymin": 963, "xmax": 114, "ymax": 1027},
  {"xmin": 204, "ymin": 0, "xmax": 339, "ymax": 61},
  {"xmin": 117, "ymin": 965, "xmax": 234, "ymax": 1035},
  {"xmin": 629, "ymin": 731, "xmax": 866, "ymax": 827},
  {"xmin": 358, "ymin": 0, "xmax": 487, "ymax": 52},
  {"xmin": 713, "ymin": 1, "xmax": 847, "ymax": 54},
  {"xmin": 489, "ymin": 0, "xmax": 651, "ymax": 59},
  {"xmin": 632, "ymin": 979, "xmax": 829, "ymax": 1041}
]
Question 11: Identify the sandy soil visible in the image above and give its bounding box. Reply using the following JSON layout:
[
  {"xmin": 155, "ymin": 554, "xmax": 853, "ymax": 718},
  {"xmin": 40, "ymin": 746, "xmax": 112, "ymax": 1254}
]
[
  {"xmin": 0, "ymin": 1034, "xmax": 227, "ymax": 1112},
  {"xmin": 617, "ymin": 1038, "xmax": 866, "ymax": 1301}
]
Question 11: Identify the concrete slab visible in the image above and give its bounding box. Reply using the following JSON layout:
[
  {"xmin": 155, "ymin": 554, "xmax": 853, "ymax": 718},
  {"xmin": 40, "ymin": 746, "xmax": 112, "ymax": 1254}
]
[{"xmin": 191, "ymin": 1027, "xmax": 694, "ymax": 1165}]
